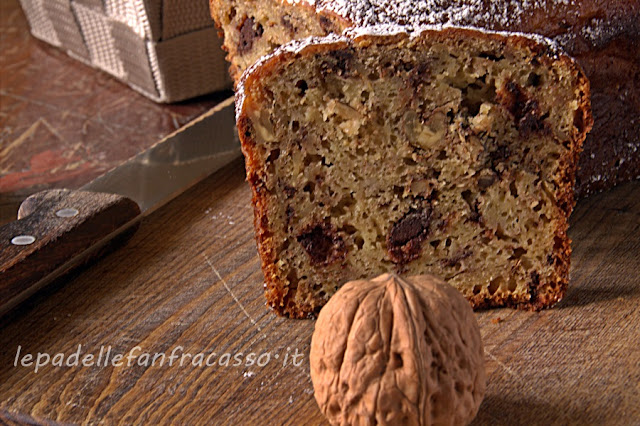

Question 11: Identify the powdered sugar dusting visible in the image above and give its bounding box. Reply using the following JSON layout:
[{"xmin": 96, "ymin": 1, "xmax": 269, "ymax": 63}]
[
  {"xmin": 287, "ymin": 0, "xmax": 631, "ymax": 53},
  {"xmin": 309, "ymin": 0, "xmax": 575, "ymax": 28}
]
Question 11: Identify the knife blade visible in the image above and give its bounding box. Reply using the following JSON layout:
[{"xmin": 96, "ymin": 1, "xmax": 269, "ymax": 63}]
[{"xmin": 0, "ymin": 96, "xmax": 240, "ymax": 317}]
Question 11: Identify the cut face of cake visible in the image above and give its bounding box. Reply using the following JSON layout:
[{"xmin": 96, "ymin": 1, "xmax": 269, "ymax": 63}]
[{"xmin": 236, "ymin": 27, "xmax": 592, "ymax": 318}]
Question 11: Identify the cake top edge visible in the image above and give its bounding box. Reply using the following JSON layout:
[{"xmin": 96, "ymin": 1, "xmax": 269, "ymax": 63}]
[
  {"xmin": 234, "ymin": 24, "xmax": 566, "ymax": 118},
  {"xmin": 344, "ymin": 23, "xmax": 563, "ymax": 53}
]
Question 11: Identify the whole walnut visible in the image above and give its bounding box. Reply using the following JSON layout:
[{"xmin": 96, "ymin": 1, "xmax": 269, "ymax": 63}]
[{"xmin": 310, "ymin": 273, "xmax": 486, "ymax": 426}]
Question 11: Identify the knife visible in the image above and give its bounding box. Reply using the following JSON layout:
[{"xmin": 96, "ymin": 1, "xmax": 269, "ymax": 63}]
[{"xmin": 0, "ymin": 97, "xmax": 240, "ymax": 317}]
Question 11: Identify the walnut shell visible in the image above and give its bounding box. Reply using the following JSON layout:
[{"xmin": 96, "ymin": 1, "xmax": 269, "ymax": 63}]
[{"xmin": 310, "ymin": 273, "xmax": 486, "ymax": 425}]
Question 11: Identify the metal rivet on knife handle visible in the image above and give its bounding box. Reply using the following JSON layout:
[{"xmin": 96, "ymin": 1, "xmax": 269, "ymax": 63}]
[
  {"xmin": 56, "ymin": 208, "xmax": 79, "ymax": 218},
  {"xmin": 11, "ymin": 235, "xmax": 36, "ymax": 246}
]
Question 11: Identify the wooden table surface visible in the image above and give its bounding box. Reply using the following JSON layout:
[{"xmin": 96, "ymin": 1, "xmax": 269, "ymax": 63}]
[
  {"xmin": 0, "ymin": 0, "xmax": 230, "ymax": 226},
  {"xmin": 0, "ymin": 158, "xmax": 638, "ymax": 425},
  {"xmin": 1, "ymin": 0, "xmax": 640, "ymax": 424}
]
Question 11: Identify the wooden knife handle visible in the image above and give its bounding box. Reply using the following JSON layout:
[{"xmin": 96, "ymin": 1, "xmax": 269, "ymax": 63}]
[{"xmin": 0, "ymin": 189, "xmax": 141, "ymax": 315}]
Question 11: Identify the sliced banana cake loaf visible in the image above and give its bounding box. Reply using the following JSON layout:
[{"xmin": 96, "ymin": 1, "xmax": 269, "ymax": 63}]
[
  {"xmin": 210, "ymin": 0, "xmax": 639, "ymax": 197},
  {"xmin": 236, "ymin": 27, "xmax": 592, "ymax": 318}
]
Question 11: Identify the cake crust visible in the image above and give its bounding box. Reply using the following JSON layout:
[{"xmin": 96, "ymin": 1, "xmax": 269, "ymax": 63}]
[{"xmin": 237, "ymin": 27, "xmax": 592, "ymax": 318}]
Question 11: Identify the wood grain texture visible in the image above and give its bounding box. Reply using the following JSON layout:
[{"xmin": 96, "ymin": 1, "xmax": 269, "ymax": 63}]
[
  {"xmin": 0, "ymin": 159, "xmax": 638, "ymax": 425},
  {"xmin": 0, "ymin": 189, "xmax": 141, "ymax": 315},
  {"xmin": 0, "ymin": 0, "xmax": 229, "ymax": 226},
  {"xmin": 0, "ymin": 408, "xmax": 62, "ymax": 425}
]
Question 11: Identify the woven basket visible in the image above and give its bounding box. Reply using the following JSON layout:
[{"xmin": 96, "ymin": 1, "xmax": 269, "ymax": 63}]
[{"xmin": 19, "ymin": 0, "xmax": 232, "ymax": 103}]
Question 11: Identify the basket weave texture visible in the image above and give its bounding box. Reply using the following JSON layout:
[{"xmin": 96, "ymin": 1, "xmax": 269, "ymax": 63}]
[{"xmin": 20, "ymin": 0, "xmax": 231, "ymax": 102}]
